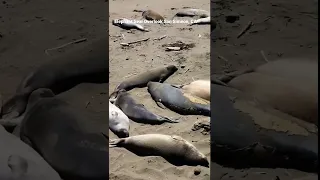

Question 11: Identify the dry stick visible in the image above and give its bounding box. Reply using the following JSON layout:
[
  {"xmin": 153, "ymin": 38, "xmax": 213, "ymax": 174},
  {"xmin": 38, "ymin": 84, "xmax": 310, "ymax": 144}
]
[
  {"xmin": 45, "ymin": 38, "xmax": 87, "ymax": 55},
  {"xmin": 120, "ymin": 38, "xmax": 150, "ymax": 46},
  {"xmin": 237, "ymin": 21, "xmax": 253, "ymax": 39},
  {"xmin": 153, "ymin": 35, "xmax": 167, "ymax": 40},
  {"xmin": 260, "ymin": 50, "xmax": 269, "ymax": 62}
]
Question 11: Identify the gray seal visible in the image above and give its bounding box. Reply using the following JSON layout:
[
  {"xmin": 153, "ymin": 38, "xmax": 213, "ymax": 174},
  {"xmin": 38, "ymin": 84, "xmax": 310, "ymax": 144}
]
[
  {"xmin": 110, "ymin": 65, "xmax": 178, "ymax": 99},
  {"xmin": 0, "ymin": 37, "xmax": 108, "ymax": 129},
  {"xmin": 18, "ymin": 88, "xmax": 109, "ymax": 180},
  {"xmin": 113, "ymin": 90, "xmax": 179, "ymax": 125},
  {"xmin": 147, "ymin": 82, "xmax": 210, "ymax": 116}
]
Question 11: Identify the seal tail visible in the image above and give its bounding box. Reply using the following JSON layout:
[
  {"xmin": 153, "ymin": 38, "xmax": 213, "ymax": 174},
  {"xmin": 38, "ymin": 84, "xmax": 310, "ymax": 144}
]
[
  {"xmin": 160, "ymin": 116, "xmax": 180, "ymax": 123},
  {"xmin": 109, "ymin": 138, "xmax": 126, "ymax": 148}
]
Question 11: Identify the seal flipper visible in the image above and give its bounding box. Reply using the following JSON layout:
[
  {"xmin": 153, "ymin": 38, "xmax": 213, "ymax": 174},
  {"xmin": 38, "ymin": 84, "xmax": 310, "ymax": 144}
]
[
  {"xmin": 170, "ymin": 84, "xmax": 184, "ymax": 89},
  {"xmin": 109, "ymin": 138, "xmax": 126, "ymax": 148},
  {"xmin": 8, "ymin": 155, "xmax": 28, "ymax": 179},
  {"xmin": 156, "ymin": 100, "xmax": 166, "ymax": 109},
  {"xmin": 159, "ymin": 116, "xmax": 180, "ymax": 123}
]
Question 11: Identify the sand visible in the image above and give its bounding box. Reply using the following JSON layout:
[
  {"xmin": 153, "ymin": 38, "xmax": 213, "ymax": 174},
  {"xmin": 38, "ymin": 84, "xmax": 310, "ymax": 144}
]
[{"xmin": 0, "ymin": 0, "xmax": 317, "ymax": 179}]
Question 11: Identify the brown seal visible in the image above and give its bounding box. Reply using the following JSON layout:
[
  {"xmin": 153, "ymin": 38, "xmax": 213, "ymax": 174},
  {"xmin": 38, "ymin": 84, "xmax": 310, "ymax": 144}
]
[{"xmin": 142, "ymin": 10, "xmax": 165, "ymax": 21}]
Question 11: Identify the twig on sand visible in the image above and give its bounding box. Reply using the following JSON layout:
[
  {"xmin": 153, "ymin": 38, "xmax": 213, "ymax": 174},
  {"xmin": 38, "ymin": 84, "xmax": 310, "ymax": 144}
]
[
  {"xmin": 153, "ymin": 35, "xmax": 167, "ymax": 40},
  {"xmin": 120, "ymin": 38, "xmax": 150, "ymax": 46},
  {"xmin": 217, "ymin": 55, "xmax": 229, "ymax": 62},
  {"xmin": 237, "ymin": 21, "xmax": 253, "ymax": 38},
  {"xmin": 260, "ymin": 50, "xmax": 269, "ymax": 62},
  {"xmin": 45, "ymin": 38, "xmax": 87, "ymax": 55}
]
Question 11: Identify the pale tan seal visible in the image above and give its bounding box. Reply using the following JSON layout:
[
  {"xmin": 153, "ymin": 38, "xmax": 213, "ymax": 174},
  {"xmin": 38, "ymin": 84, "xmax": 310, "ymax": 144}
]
[
  {"xmin": 180, "ymin": 80, "xmax": 210, "ymax": 101},
  {"xmin": 109, "ymin": 134, "xmax": 209, "ymax": 167}
]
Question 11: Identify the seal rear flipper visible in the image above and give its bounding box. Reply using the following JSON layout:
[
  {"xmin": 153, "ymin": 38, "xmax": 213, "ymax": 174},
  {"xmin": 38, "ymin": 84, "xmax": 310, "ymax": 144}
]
[
  {"xmin": 194, "ymin": 104, "xmax": 211, "ymax": 116},
  {"xmin": 109, "ymin": 138, "xmax": 125, "ymax": 148}
]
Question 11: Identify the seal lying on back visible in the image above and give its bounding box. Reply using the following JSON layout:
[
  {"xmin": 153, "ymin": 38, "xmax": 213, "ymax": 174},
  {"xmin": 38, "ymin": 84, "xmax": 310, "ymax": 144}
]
[
  {"xmin": 110, "ymin": 65, "xmax": 178, "ymax": 99},
  {"xmin": 112, "ymin": 18, "xmax": 149, "ymax": 32},
  {"xmin": 179, "ymin": 79, "xmax": 210, "ymax": 101},
  {"xmin": 109, "ymin": 134, "xmax": 209, "ymax": 167},
  {"xmin": 114, "ymin": 90, "xmax": 179, "ymax": 125},
  {"xmin": 18, "ymin": 88, "xmax": 109, "ymax": 180},
  {"xmin": 0, "ymin": 37, "xmax": 108, "ymax": 128},
  {"xmin": 109, "ymin": 101, "xmax": 130, "ymax": 138},
  {"xmin": 0, "ymin": 125, "xmax": 60, "ymax": 180},
  {"xmin": 147, "ymin": 82, "xmax": 210, "ymax": 116}
]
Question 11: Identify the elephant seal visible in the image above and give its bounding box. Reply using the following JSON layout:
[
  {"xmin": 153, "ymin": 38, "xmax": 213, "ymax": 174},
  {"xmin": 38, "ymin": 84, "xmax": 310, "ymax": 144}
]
[
  {"xmin": 109, "ymin": 134, "xmax": 209, "ymax": 167},
  {"xmin": 0, "ymin": 37, "xmax": 108, "ymax": 129},
  {"xmin": 142, "ymin": 10, "xmax": 164, "ymax": 21},
  {"xmin": 19, "ymin": 88, "xmax": 109, "ymax": 180},
  {"xmin": 112, "ymin": 18, "xmax": 149, "ymax": 31},
  {"xmin": 147, "ymin": 82, "xmax": 210, "ymax": 116},
  {"xmin": 211, "ymin": 84, "xmax": 318, "ymax": 172},
  {"xmin": 228, "ymin": 72, "xmax": 318, "ymax": 125},
  {"xmin": 179, "ymin": 80, "xmax": 210, "ymax": 101},
  {"xmin": 110, "ymin": 65, "xmax": 178, "ymax": 99},
  {"xmin": 172, "ymin": 9, "xmax": 209, "ymax": 19},
  {"xmin": 113, "ymin": 90, "xmax": 179, "ymax": 124},
  {"xmin": 0, "ymin": 125, "xmax": 61, "ymax": 180},
  {"xmin": 109, "ymin": 101, "xmax": 130, "ymax": 138}
]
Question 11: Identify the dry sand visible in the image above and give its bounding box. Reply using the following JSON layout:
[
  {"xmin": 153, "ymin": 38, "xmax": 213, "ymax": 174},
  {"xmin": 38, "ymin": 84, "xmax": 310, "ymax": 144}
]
[{"xmin": 109, "ymin": 0, "xmax": 211, "ymax": 180}]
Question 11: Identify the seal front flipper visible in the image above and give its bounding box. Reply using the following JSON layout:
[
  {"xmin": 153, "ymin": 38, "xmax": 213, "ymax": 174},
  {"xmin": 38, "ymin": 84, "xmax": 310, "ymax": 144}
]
[
  {"xmin": 159, "ymin": 116, "xmax": 180, "ymax": 123},
  {"xmin": 109, "ymin": 138, "xmax": 125, "ymax": 148},
  {"xmin": 8, "ymin": 155, "xmax": 28, "ymax": 179},
  {"xmin": 156, "ymin": 100, "xmax": 166, "ymax": 109}
]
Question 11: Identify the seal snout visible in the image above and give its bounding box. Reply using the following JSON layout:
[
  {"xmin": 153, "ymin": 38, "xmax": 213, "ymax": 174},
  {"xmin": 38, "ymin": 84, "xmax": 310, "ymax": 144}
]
[{"xmin": 118, "ymin": 129, "xmax": 129, "ymax": 138}]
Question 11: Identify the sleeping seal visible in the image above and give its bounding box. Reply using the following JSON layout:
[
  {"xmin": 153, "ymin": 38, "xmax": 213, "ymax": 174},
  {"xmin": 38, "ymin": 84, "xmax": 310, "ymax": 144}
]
[
  {"xmin": 228, "ymin": 72, "xmax": 318, "ymax": 125},
  {"xmin": 110, "ymin": 65, "xmax": 178, "ymax": 99},
  {"xmin": 211, "ymin": 84, "xmax": 318, "ymax": 172},
  {"xmin": 109, "ymin": 134, "xmax": 209, "ymax": 167},
  {"xmin": 0, "ymin": 125, "xmax": 60, "ymax": 180},
  {"xmin": 109, "ymin": 101, "xmax": 130, "ymax": 138},
  {"xmin": 18, "ymin": 88, "xmax": 109, "ymax": 180},
  {"xmin": 188, "ymin": 17, "xmax": 212, "ymax": 26},
  {"xmin": 147, "ymin": 82, "xmax": 210, "ymax": 116},
  {"xmin": 172, "ymin": 8, "xmax": 209, "ymax": 19},
  {"xmin": 142, "ymin": 10, "xmax": 164, "ymax": 21},
  {"xmin": 114, "ymin": 90, "xmax": 179, "ymax": 125},
  {"xmin": 112, "ymin": 18, "xmax": 149, "ymax": 32},
  {"xmin": 0, "ymin": 37, "xmax": 108, "ymax": 129},
  {"xmin": 179, "ymin": 80, "xmax": 210, "ymax": 101}
]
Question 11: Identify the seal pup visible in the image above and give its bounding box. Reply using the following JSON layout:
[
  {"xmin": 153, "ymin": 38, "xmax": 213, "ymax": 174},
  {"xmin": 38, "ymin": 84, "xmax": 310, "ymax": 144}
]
[
  {"xmin": 109, "ymin": 101, "xmax": 130, "ymax": 138},
  {"xmin": 109, "ymin": 65, "xmax": 178, "ymax": 99},
  {"xmin": 0, "ymin": 125, "xmax": 61, "ymax": 180},
  {"xmin": 178, "ymin": 80, "xmax": 210, "ymax": 101},
  {"xmin": 172, "ymin": 8, "xmax": 209, "ymax": 19},
  {"xmin": 188, "ymin": 17, "xmax": 212, "ymax": 26},
  {"xmin": 0, "ymin": 37, "xmax": 108, "ymax": 129},
  {"xmin": 147, "ymin": 82, "xmax": 210, "ymax": 116},
  {"xmin": 112, "ymin": 18, "xmax": 149, "ymax": 32},
  {"xmin": 114, "ymin": 90, "xmax": 179, "ymax": 125},
  {"xmin": 142, "ymin": 10, "xmax": 164, "ymax": 21},
  {"xmin": 109, "ymin": 134, "xmax": 209, "ymax": 167},
  {"xmin": 18, "ymin": 88, "xmax": 109, "ymax": 180}
]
